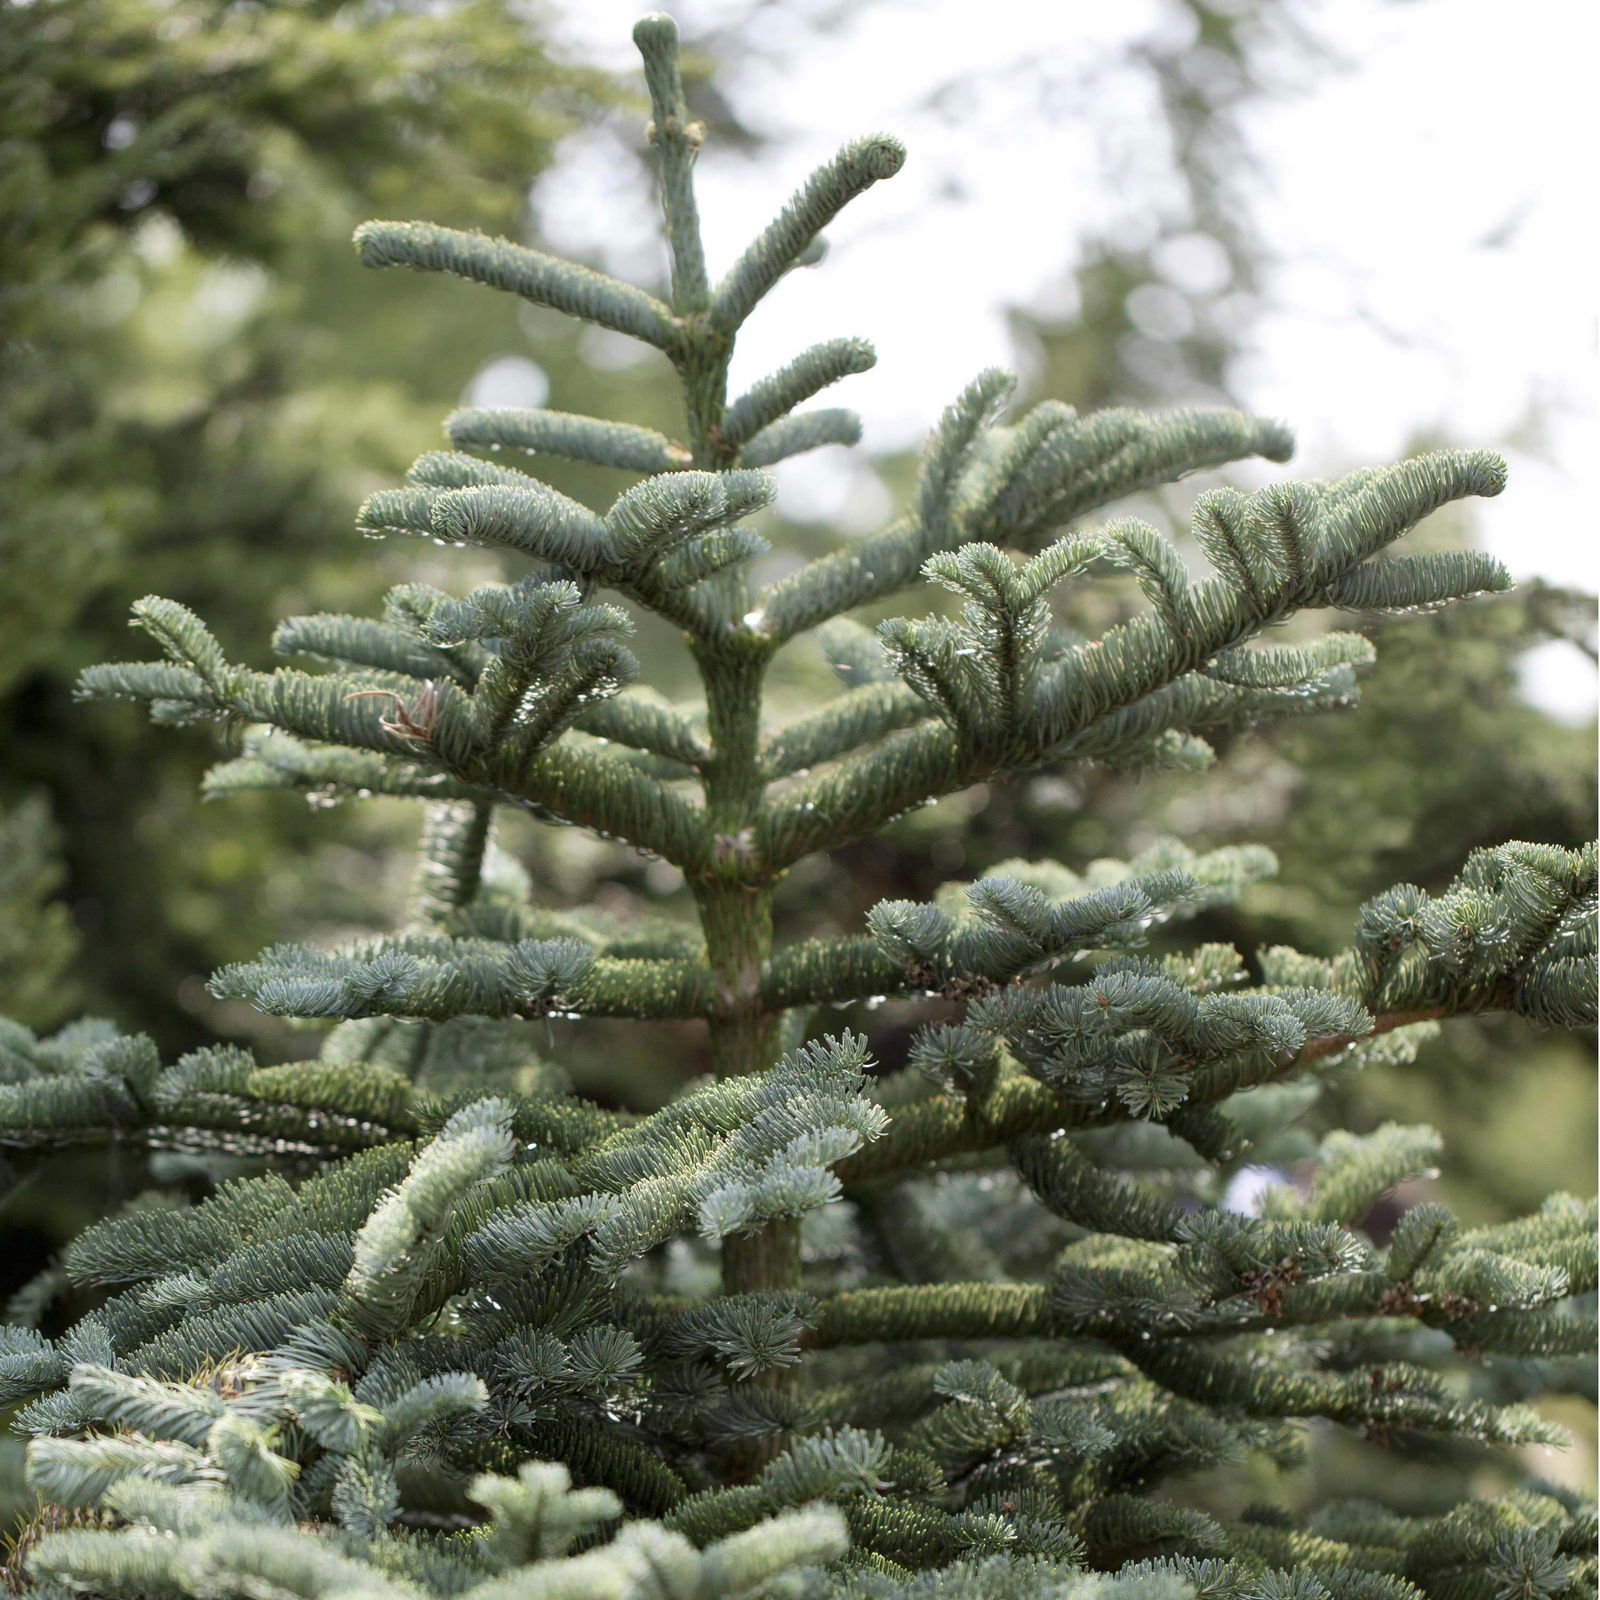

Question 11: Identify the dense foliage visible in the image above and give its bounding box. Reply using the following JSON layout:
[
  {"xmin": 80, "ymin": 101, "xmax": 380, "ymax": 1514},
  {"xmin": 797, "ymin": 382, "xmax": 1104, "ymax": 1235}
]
[{"xmin": 1, "ymin": 15, "xmax": 1594, "ymax": 1598}]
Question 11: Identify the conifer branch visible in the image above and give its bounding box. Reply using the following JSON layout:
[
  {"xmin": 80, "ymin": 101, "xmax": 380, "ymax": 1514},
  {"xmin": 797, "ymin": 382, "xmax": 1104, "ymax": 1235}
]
[
  {"xmin": 202, "ymin": 733, "xmax": 486, "ymax": 807},
  {"xmin": 410, "ymin": 801, "xmax": 494, "ymax": 927},
  {"xmin": 758, "ymin": 721, "xmax": 967, "ymax": 868},
  {"xmin": 810, "ymin": 1284, "xmax": 1051, "ymax": 1346},
  {"xmin": 752, "ymin": 513, "xmax": 926, "ymax": 643},
  {"xmin": 721, "ymin": 337, "xmax": 876, "ymax": 448},
  {"xmin": 758, "ymin": 680, "xmax": 927, "ymax": 781},
  {"xmin": 571, "ymin": 692, "xmax": 710, "ymax": 769},
  {"xmin": 273, "ymin": 612, "xmax": 475, "ymax": 686},
  {"xmin": 446, "ymin": 406, "xmax": 693, "ymax": 473},
  {"xmin": 836, "ymin": 998, "xmax": 1507, "ymax": 1186},
  {"xmin": 354, "ymin": 220, "xmax": 676, "ymax": 348},
  {"xmin": 339, "ymin": 1097, "xmax": 514, "ymax": 1339},
  {"xmin": 711, "ymin": 136, "xmax": 907, "ymax": 333},
  {"xmin": 761, "ymin": 935, "xmax": 907, "ymax": 1013},
  {"xmin": 634, "ymin": 14, "xmax": 710, "ymax": 315},
  {"xmin": 757, "ymin": 450, "xmax": 1510, "ymax": 863},
  {"xmin": 81, "ymin": 597, "xmax": 712, "ymax": 865},
  {"xmin": 738, "ymin": 406, "xmax": 863, "ymax": 467},
  {"xmin": 509, "ymin": 742, "xmax": 710, "ymax": 868},
  {"xmin": 209, "ymin": 934, "xmax": 714, "ymax": 1025},
  {"xmin": 752, "ymin": 394, "xmax": 1294, "ymax": 644}
]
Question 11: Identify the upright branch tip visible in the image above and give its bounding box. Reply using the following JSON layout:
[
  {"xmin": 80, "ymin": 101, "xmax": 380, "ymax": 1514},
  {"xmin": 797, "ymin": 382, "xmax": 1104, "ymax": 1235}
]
[
  {"xmin": 632, "ymin": 10, "xmax": 712, "ymax": 316},
  {"xmin": 853, "ymin": 135, "xmax": 908, "ymax": 182},
  {"xmin": 633, "ymin": 12, "xmax": 680, "ymax": 52}
]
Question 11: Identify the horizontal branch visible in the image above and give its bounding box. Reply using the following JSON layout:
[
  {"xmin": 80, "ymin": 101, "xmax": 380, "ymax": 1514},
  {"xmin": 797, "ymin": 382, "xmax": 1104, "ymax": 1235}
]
[
  {"xmin": 0, "ymin": 1114, "xmax": 403, "ymax": 1160},
  {"xmin": 756, "ymin": 454, "xmax": 1511, "ymax": 871},
  {"xmin": 446, "ymin": 406, "xmax": 692, "ymax": 473},
  {"xmin": 809, "ymin": 1283, "xmax": 1050, "ymax": 1346},
  {"xmin": 203, "ymin": 739, "xmax": 488, "ymax": 807},
  {"xmin": 355, "ymin": 221, "xmax": 677, "ymax": 349},
  {"xmin": 752, "ymin": 406, "xmax": 1304, "ymax": 646},
  {"xmin": 580, "ymin": 957, "xmax": 715, "ymax": 1020},
  {"xmin": 208, "ymin": 685, "xmax": 708, "ymax": 869},
  {"xmin": 762, "ymin": 936, "xmax": 907, "ymax": 1012},
  {"xmin": 837, "ymin": 1006, "xmax": 1466, "ymax": 1186}
]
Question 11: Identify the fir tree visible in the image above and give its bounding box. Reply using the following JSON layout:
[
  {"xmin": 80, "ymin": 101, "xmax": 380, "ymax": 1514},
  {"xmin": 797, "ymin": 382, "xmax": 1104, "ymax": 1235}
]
[{"xmin": 1, "ymin": 16, "xmax": 1595, "ymax": 1599}]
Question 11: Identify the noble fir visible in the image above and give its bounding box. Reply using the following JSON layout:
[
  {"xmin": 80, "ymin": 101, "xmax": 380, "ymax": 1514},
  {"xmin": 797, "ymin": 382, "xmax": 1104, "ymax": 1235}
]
[{"xmin": 1, "ymin": 15, "xmax": 1594, "ymax": 1600}]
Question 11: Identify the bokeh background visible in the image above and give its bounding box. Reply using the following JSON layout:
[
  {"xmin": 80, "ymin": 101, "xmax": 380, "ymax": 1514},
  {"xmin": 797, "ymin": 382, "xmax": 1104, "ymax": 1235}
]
[{"xmin": 2, "ymin": 0, "xmax": 1594, "ymax": 1526}]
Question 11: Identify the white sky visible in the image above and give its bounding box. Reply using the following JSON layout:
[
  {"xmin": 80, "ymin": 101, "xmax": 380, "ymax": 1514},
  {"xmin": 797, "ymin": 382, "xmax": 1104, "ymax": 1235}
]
[{"xmin": 526, "ymin": 0, "xmax": 1597, "ymax": 716}]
